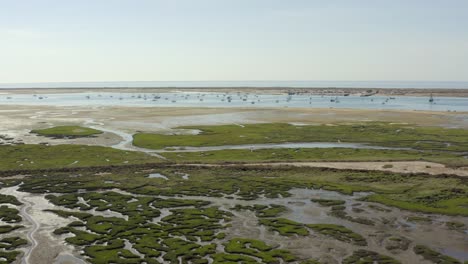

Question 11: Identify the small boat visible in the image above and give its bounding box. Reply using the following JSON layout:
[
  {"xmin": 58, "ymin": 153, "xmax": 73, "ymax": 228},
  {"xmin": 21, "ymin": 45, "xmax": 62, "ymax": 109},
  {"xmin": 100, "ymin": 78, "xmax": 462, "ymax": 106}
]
[{"xmin": 429, "ymin": 94, "xmax": 434, "ymax": 103}]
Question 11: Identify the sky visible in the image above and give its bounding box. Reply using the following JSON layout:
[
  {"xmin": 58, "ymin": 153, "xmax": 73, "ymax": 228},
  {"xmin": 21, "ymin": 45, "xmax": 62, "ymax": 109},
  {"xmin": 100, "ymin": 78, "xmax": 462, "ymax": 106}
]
[{"xmin": 0, "ymin": 0, "xmax": 467, "ymax": 83}]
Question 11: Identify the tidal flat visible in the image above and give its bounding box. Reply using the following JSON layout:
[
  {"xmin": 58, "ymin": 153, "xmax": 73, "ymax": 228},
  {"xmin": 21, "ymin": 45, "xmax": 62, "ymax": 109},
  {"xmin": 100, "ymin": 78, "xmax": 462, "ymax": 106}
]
[
  {"xmin": 0, "ymin": 88, "xmax": 467, "ymax": 263},
  {"xmin": 0, "ymin": 165, "xmax": 467, "ymax": 264}
]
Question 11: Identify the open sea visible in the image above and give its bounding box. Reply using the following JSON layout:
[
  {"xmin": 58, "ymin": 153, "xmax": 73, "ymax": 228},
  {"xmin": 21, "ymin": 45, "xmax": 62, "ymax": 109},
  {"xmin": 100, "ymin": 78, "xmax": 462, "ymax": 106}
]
[{"xmin": 0, "ymin": 81, "xmax": 468, "ymax": 89}]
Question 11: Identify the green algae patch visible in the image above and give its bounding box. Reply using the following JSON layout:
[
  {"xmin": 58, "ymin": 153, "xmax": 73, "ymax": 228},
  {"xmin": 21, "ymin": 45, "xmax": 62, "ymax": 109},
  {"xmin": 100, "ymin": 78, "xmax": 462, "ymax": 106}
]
[{"xmin": 31, "ymin": 126, "xmax": 102, "ymax": 138}]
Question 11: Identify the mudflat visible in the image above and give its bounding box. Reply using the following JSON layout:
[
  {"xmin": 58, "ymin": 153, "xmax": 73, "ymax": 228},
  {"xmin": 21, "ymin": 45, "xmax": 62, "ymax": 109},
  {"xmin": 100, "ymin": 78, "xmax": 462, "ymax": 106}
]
[{"xmin": 0, "ymin": 89, "xmax": 467, "ymax": 264}]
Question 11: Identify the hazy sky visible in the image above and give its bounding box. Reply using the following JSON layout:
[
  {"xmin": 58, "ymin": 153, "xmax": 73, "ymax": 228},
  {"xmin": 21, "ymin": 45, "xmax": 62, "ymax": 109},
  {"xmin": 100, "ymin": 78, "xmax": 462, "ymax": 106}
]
[{"xmin": 1, "ymin": 0, "xmax": 467, "ymax": 83}]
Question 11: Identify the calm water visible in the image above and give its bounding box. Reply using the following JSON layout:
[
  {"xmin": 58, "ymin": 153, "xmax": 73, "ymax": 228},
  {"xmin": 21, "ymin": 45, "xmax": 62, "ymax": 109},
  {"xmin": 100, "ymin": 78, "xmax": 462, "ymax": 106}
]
[
  {"xmin": 156, "ymin": 142, "xmax": 410, "ymax": 152},
  {"xmin": 0, "ymin": 91, "xmax": 467, "ymax": 112},
  {"xmin": 1, "ymin": 80, "xmax": 468, "ymax": 89}
]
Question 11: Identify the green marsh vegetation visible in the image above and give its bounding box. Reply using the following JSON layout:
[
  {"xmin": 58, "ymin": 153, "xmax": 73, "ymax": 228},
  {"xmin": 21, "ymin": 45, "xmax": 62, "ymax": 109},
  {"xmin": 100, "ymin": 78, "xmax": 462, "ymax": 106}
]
[
  {"xmin": 257, "ymin": 218, "xmax": 367, "ymax": 246},
  {"xmin": 14, "ymin": 165, "xmax": 468, "ymax": 216},
  {"xmin": 413, "ymin": 245, "xmax": 462, "ymax": 264},
  {"xmin": 231, "ymin": 204, "xmax": 287, "ymax": 218},
  {"xmin": 133, "ymin": 122, "xmax": 468, "ymax": 152},
  {"xmin": 384, "ymin": 236, "xmax": 411, "ymax": 252},
  {"xmin": 0, "ymin": 122, "xmax": 466, "ymax": 263},
  {"xmin": 446, "ymin": 221, "xmax": 466, "ymax": 231},
  {"xmin": 0, "ymin": 195, "xmax": 27, "ymax": 263},
  {"xmin": 310, "ymin": 199, "xmax": 345, "ymax": 207},
  {"xmin": 43, "ymin": 190, "xmax": 298, "ymax": 264},
  {"xmin": 0, "ymin": 144, "xmax": 161, "ymax": 171},
  {"xmin": 136, "ymin": 122, "xmax": 468, "ymax": 167},
  {"xmin": 31, "ymin": 125, "xmax": 102, "ymax": 138},
  {"xmin": 0, "ymin": 164, "xmax": 466, "ymax": 263},
  {"xmin": 342, "ymin": 250, "xmax": 400, "ymax": 264},
  {"xmin": 162, "ymin": 147, "xmax": 468, "ymax": 167},
  {"xmin": 222, "ymin": 238, "xmax": 296, "ymax": 263}
]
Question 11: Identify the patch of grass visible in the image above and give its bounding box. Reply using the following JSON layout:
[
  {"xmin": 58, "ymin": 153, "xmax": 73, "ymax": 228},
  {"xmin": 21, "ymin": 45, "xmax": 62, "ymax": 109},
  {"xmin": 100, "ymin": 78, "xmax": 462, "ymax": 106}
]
[
  {"xmin": 0, "ymin": 250, "xmax": 22, "ymax": 264},
  {"xmin": 343, "ymin": 249, "xmax": 400, "ymax": 264},
  {"xmin": 260, "ymin": 218, "xmax": 368, "ymax": 246},
  {"xmin": 0, "ymin": 206, "xmax": 21, "ymax": 223},
  {"xmin": 413, "ymin": 245, "xmax": 462, "ymax": 264},
  {"xmin": 364, "ymin": 194, "xmax": 468, "ymax": 216},
  {"xmin": 406, "ymin": 216, "xmax": 432, "ymax": 223},
  {"xmin": 31, "ymin": 126, "xmax": 102, "ymax": 138},
  {"xmin": 0, "ymin": 144, "xmax": 161, "ymax": 171},
  {"xmin": 307, "ymin": 224, "xmax": 367, "ymax": 246},
  {"xmin": 224, "ymin": 238, "xmax": 296, "ymax": 263},
  {"xmin": 310, "ymin": 199, "xmax": 345, "ymax": 207},
  {"xmin": 446, "ymin": 221, "xmax": 466, "ymax": 231},
  {"xmin": 161, "ymin": 147, "xmax": 468, "ymax": 167},
  {"xmin": 384, "ymin": 236, "xmax": 411, "ymax": 252},
  {"xmin": 15, "ymin": 165, "xmax": 468, "ymax": 216},
  {"xmin": 212, "ymin": 253, "xmax": 257, "ymax": 263},
  {"xmin": 259, "ymin": 218, "xmax": 309, "ymax": 236},
  {"xmin": 0, "ymin": 194, "xmax": 21, "ymax": 206},
  {"xmin": 232, "ymin": 204, "xmax": 287, "ymax": 218},
  {"xmin": 328, "ymin": 205, "xmax": 375, "ymax": 226},
  {"xmin": 368, "ymin": 204, "xmax": 391, "ymax": 212},
  {"xmin": 0, "ymin": 225, "xmax": 23, "ymax": 235},
  {"xmin": 0, "ymin": 237, "xmax": 27, "ymax": 250},
  {"xmin": 133, "ymin": 122, "xmax": 468, "ymax": 153}
]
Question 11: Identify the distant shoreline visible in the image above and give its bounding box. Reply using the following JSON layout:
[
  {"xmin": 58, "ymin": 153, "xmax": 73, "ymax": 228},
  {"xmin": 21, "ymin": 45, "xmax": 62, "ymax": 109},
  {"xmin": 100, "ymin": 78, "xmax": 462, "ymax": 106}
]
[
  {"xmin": 2, "ymin": 87, "xmax": 468, "ymax": 97},
  {"xmin": 1, "ymin": 80, "xmax": 468, "ymax": 89}
]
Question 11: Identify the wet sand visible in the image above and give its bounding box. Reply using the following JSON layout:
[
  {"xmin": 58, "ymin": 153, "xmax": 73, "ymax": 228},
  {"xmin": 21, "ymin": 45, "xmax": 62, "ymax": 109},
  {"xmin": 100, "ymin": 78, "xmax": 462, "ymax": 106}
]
[
  {"xmin": 1, "ymin": 104, "xmax": 467, "ymax": 177},
  {"xmin": 1, "ymin": 104, "xmax": 467, "ymax": 149}
]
